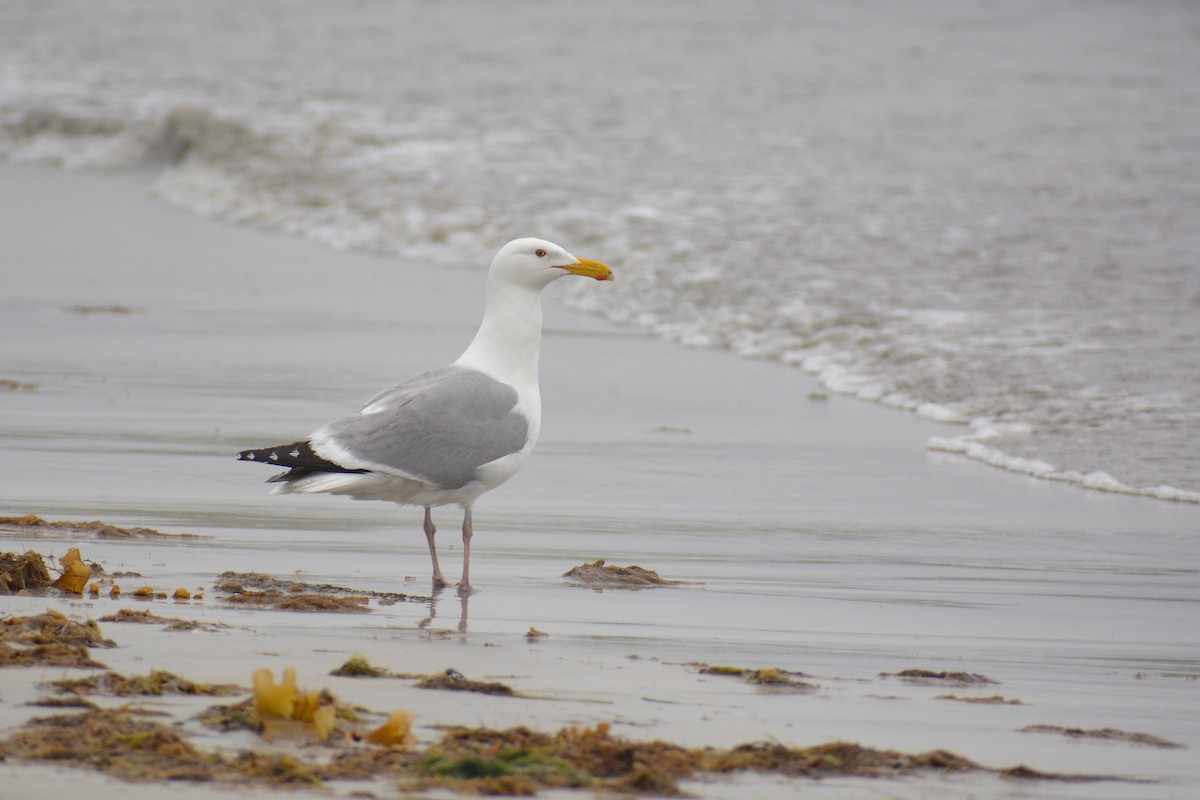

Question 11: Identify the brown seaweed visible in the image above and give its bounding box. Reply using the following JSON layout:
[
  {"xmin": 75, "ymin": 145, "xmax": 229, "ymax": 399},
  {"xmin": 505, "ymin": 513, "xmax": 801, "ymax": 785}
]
[
  {"xmin": 562, "ymin": 559, "xmax": 684, "ymax": 588},
  {"xmin": 0, "ymin": 610, "xmax": 113, "ymax": 668}
]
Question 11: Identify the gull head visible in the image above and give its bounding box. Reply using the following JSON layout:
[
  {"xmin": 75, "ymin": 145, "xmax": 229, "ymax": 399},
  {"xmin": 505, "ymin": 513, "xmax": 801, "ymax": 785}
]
[{"xmin": 489, "ymin": 238, "xmax": 613, "ymax": 290}]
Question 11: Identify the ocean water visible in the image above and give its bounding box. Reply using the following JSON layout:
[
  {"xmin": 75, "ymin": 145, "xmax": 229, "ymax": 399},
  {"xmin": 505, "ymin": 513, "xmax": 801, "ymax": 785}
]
[{"xmin": 2, "ymin": 0, "xmax": 1198, "ymax": 503}]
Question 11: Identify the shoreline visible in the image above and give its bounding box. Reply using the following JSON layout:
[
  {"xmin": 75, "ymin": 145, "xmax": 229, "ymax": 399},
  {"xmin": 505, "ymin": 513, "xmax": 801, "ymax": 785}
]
[{"xmin": 1, "ymin": 163, "xmax": 1198, "ymax": 799}]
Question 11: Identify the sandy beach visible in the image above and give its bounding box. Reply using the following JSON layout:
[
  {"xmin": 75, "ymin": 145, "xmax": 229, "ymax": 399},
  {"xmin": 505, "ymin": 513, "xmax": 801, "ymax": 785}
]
[{"xmin": 1, "ymin": 164, "xmax": 1198, "ymax": 798}]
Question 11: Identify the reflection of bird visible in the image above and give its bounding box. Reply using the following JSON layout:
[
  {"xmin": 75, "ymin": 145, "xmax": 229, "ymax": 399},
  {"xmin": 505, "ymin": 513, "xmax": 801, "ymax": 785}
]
[{"xmin": 238, "ymin": 238, "xmax": 612, "ymax": 592}]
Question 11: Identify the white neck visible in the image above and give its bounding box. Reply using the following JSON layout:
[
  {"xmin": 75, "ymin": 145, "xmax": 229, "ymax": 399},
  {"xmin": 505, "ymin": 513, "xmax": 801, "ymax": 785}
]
[{"xmin": 454, "ymin": 274, "xmax": 546, "ymax": 389}]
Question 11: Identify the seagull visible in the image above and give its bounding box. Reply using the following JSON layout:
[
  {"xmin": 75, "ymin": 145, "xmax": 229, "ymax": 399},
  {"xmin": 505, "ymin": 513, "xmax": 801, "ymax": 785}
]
[{"xmin": 238, "ymin": 238, "xmax": 612, "ymax": 592}]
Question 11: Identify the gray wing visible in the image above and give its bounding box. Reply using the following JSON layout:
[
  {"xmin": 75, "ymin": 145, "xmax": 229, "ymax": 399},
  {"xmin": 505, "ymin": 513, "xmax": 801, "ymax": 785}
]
[{"xmin": 313, "ymin": 365, "xmax": 529, "ymax": 490}]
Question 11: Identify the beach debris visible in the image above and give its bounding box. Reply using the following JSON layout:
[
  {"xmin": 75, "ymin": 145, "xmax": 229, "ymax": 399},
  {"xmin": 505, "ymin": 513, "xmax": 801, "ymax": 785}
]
[
  {"xmin": 937, "ymin": 694, "xmax": 1024, "ymax": 705},
  {"xmin": 64, "ymin": 304, "xmax": 143, "ymax": 315},
  {"xmin": 330, "ymin": 653, "xmax": 395, "ymax": 678},
  {"xmin": 2, "ymin": 707, "xmax": 216, "ymax": 782},
  {"xmin": 1021, "ymin": 724, "xmax": 1183, "ymax": 749},
  {"xmin": 367, "ymin": 710, "xmax": 417, "ymax": 748},
  {"xmin": 197, "ymin": 698, "xmax": 263, "ymax": 734},
  {"xmin": 882, "ymin": 669, "xmax": 998, "ymax": 686},
  {"xmin": 0, "ymin": 378, "xmax": 38, "ymax": 391},
  {"xmin": 224, "ymin": 666, "xmax": 413, "ymax": 747},
  {"xmin": 525, "ymin": 626, "xmax": 549, "ymax": 641},
  {"xmin": 562, "ymin": 559, "xmax": 684, "ymax": 588},
  {"xmin": 0, "ymin": 705, "xmax": 1126, "ymax": 792},
  {"xmin": 697, "ymin": 664, "xmax": 750, "ymax": 676},
  {"xmin": 1132, "ymin": 671, "xmax": 1198, "ymax": 681},
  {"xmin": 98, "ymin": 608, "xmax": 218, "ymax": 632},
  {"xmin": 418, "ymin": 723, "xmax": 660, "ymax": 794},
  {"xmin": 0, "ymin": 609, "xmax": 113, "ymax": 668},
  {"xmin": 49, "ymin": 547, "xmax": 92, "ymax": 594},
  {"xmin": 27, "ymin": 695, "xmax": 99, "ymax": 709},
  {"xmin": 418, "ymin": 745, "xmax": 585, "ymax": 795},
  {"xmin": 226, "ymin": 588, "xmax": 370, "ymax": 612},
  {"xmin": 746, "ymin": 668, "xmax": 819, "ymax": 692},
  {"xmin": 215, "ymin": 571, "xmax": 424, "ymax": 612},
  {"xmin": 0, "ymin": 550, "xmax": 53, "ymax": 594},
  {"xmin": 692, "ymin": 662, "xmax": 818, "ymax": 692},
  {"xmin": 217, "ymin": 570, "xmax": 420, "ymax": 601},
  {"xmin": 329, "ymin": 657, "xmax": 511, "ymax": 696},
  {"xmin": 416, "ymin": 668, "xmax": 515, "ymax": 696},
  {"xmin": 43, "ymin": 669, "xmax": 242, "ymax": 698},
  {"xmin": 253, "ymin": 667, "xmax": 338, "ymax": 742},
  {"xmin": 173, "ymin": 587, "xmax": 191, "ymax": 600},
  {"xmin": 0, "ymin": 513, "xmax": 195, "ymax": 539},
  {"xmin": 412, "ymin": 722, "xmax": 1113, "ymax": 795}
]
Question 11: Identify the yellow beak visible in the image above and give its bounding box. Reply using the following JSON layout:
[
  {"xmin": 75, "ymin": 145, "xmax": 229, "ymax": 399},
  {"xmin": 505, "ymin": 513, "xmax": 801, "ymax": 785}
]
[{"xmin": 562, "ymin": 257, "xmax": 614, "ymax": 282}]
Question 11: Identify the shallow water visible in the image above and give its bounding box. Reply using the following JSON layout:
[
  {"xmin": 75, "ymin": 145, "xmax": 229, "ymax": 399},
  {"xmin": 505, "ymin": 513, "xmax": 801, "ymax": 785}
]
[{"xmin": 2, "ymin": 0, "xmax": 1198, "ymax": 501}]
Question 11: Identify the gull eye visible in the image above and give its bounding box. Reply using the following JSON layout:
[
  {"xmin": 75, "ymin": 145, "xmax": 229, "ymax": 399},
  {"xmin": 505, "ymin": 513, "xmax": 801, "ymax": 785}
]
[{"xmin": 535, "ymin": 248, "xmax": 547, "ymax": 258}]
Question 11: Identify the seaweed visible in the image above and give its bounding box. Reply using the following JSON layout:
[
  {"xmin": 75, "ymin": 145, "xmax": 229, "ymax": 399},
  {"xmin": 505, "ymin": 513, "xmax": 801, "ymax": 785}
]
[
  {"xmin": 26, "ymin": 695, "xmax": 99, "ymax": 710},
  {"xmin": 330, "ymin": 653, "xmax": 393, "ymax": 677},
  {"xmin": 198, "ymin": 698, "xmax": 263, "ymax": 734},
  {"xmin": 252, "ymin": 667, "xmax": 338, "ymax": 741},
  {"xmin": 49, "ymin": 547, "xmax": 92, "ymax": 593},
  {"xmin": 0, "ymin": 550, "xmax": 52, "ymax": 594},
  {"xmin": 881, "ymin": 669, "xmax": 998, "ymax": 686},
  {"xmin": 43, "ymin": 669, "xmax": 242, "ymax": 698},
  {"xmin": 419, "ymin": 747, "xmax": 586, "ymax": 795},
  {"xmin": 218, "ymin": 586, "xmax": 370, "ymax": 612},
  {"xmin": 98, "ymin": 607, "xmax": 219, "ymax": 632},
  {"xmin": 416, "ymin": 668, "xmax": 515, "ymax": 696},
  {"xmin": 0, "ymin": 609, "xmax": 113, "ymax": 668},
  {"xmin": 937, "ymin": 694, "xmax": 1023, "ymax": 705},
  {"xmin": 64, "ymin": 304, "xmax": 143, "ymax": 314},
  {"xmin": 0, "ymin": 514, "xmax": 195, "ymax": 539},
  {"xmin": 1021, "ymin": 724, "xmax": 1183, "ymax": 749},
  {"xmin": 366, "ymin": 710, "xmax": 416, "ymax": 748},
  {"xmin": 2, "ymin": 706, "xmax": 1129, "ymax": 794},
  {"xmin": 0, "ymin": 547, "xmax": 95, "ymax": 595},
  {"xmin": 697, "ymin": 664, "xmax": 749, "ymax": 676},
  {"xmin": 214, "ymin": 570, "xmax": 431, "ymax": 613},
  {"xmin": 693, "ymin": 662, "xmax": 817, "ymax": 692},
  {"xmin": 216, "ymin": 571, "xmax": 423, "ymax": 605},
  {"xmin": 328, "ymin": 657, "xmax": 509, "ymax": 697},
  {"xmin": 2, "ymin": 708, "xmax": 214, "ymax": 782},
  {"xmin": 563, "ymin": 559, "xmax": 683, "ymax": 588},
  {"xmin": 745, "ymin": 668, "xmax": 818, "ymax": 692}
]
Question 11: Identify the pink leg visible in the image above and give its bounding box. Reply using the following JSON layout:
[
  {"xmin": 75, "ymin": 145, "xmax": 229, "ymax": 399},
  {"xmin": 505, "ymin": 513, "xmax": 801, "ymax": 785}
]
[
  {"xmin": 424, "ymin": 508, "xmax": 450, "ymax": 588},
  {"xmin": 456, "ymin": 507, "xmax": 474, "ymax": 592}
]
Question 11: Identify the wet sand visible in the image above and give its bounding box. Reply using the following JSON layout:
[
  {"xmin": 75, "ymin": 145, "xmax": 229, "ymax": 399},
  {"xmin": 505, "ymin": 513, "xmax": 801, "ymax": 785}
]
[{"xmin": 1, "ymin": 164, "xmax": 1198, "ymax": 798}]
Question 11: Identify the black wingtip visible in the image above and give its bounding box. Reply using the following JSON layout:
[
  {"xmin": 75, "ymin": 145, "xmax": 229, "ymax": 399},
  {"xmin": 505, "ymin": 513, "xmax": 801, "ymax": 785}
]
[
  {"xmin": 237, "ymin": 442, "xmax": 302, "ymax": 468},
  {"xmin": 237, "ymin": 440, "xmax": 368, "ymax": 478}
]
